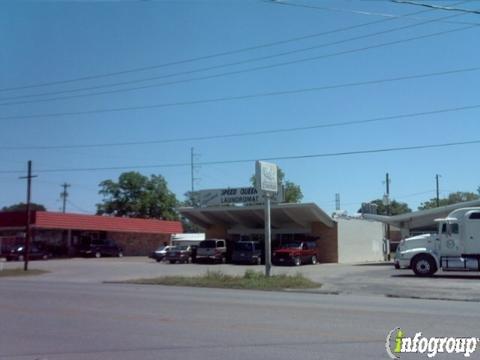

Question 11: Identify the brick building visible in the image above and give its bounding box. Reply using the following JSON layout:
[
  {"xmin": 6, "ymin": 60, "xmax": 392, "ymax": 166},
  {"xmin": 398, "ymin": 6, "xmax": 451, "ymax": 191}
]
[{"xmin": 0, "ymin": 211, "xmax": 183, "ymax": 256}]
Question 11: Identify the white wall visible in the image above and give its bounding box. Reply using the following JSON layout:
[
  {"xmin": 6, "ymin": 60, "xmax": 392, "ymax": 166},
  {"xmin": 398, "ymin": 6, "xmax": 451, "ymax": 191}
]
[{"xmin": 337, "ymin": 218, "xmax": 385, "ymax": 263}]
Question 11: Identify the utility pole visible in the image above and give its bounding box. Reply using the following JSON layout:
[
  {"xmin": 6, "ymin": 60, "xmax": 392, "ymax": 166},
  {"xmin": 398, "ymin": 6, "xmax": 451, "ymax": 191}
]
[
  {"xmin": 19, "ymin": 161, "xmax": 37, "ymax": 271},
  {"xmin": 436, "ymin": 174, "xmax": 441, "ymax": 207},
  {"xmin": 335, "ymin": 193, "xmax": 341, "ymax": 211},
  {"xmin": 190, "ymin": 148, "xmax": 200, "ymax": 206},
  {"xmin": 60, "ymin": 183, "xmax": 71, "ymax": 213}
]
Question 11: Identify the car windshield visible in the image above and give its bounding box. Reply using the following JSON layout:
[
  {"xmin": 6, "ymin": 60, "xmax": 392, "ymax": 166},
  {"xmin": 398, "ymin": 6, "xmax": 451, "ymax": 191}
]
[
  {"xmin": 178, "ymin": 245, "xmax": 189, "ymax": 250},
  {"xmin": 199, "ymin": 240, "xmax": 216, "ymax": 248},
  {"xmin": 234, "ymin": 242, "xmax": 253, "ymax": 251},
  {"xmin": 282, "ymin": 243, "xmax": 301, "ymax": 249}
]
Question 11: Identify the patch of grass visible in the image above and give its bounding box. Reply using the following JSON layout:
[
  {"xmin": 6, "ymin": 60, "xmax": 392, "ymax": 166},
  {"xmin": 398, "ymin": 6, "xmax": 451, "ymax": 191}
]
[
  {"xmin": 0, "ymin": 268, "xmax": 48, "ymax": 277},
  {"xmin": 124, "ymin": 269, "xmax": 320, "ymax": 291}
]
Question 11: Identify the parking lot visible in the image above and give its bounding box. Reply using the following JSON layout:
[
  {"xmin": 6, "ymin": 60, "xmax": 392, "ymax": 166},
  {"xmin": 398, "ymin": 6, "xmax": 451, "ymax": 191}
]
[{"xmin": 3, "ymin": 257, "xmax": 480, "ymax": 301}]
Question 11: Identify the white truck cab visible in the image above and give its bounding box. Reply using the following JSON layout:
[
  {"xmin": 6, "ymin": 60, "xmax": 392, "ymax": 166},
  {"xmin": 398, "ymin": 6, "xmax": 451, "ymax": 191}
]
[{"xmin": 395, "ymin": 207, "xmax": 480, "ymax": 276}]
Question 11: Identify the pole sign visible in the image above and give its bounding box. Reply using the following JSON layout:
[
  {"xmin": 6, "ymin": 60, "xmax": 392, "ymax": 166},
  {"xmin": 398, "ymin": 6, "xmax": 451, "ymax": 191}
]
[{"xmin": 255, "ymin": 161, "xmax": 278, "ymax": 194}]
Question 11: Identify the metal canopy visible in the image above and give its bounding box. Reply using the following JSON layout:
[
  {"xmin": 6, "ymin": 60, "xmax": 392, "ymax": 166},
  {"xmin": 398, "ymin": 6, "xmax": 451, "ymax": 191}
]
[
  {"xmin": 179, "ymin": 203, "xmax": 335, "ymax": 230},
  {"xmin": 363, "ymin": 199, "xmax": 480, "ymax": 231}
]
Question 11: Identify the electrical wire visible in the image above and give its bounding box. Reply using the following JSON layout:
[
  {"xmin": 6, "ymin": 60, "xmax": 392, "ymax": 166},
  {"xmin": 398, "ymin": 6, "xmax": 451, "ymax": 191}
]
[
  {"xmin": 0, "ymin": 17, "xmax": 474, "ymax": 107},
  {"xmin": 1, "ymin": 102, "xmax": 479, "ymax": 150},
  {"xmin": 2, "ymin": 139, "xmax": 480, "ymax": 174},
  {"xmin": 0, "ymin": 8, "xmax": 473, "ymax": 104},
  {"xmin": 0, "ymin": 0, "xmax": 459, "ymax": 93},
  {"xmin": 1, "ymin": 65, "xmax": 478, "ymax": 120}
]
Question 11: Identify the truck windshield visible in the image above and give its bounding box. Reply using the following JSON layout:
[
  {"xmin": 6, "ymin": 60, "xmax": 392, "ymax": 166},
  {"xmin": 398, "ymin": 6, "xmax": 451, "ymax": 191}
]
[
  {"xmin": 234, "ymin": 243, "xmax": 253, "ymax": 251},
  {"xmin": 199, "ymin": 240, "xmax": 216, "ymax": 248}
]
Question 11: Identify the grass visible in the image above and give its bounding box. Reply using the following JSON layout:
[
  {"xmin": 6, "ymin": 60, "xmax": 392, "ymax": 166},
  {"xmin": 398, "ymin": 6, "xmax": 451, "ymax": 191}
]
[
  {"xmin": 124, "ymin": 269, "xmax": 321, "ymax": 291},
  {"xmin": 0, "ymin": 268, "xmax": 48, "ymax": 277}
]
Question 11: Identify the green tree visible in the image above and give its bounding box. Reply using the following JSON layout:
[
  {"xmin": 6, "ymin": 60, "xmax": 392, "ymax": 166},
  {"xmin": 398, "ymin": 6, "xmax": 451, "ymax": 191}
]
[
  {"xmin": 359, "ymin": 199, "xmax": 411, "ymax": 215},
  {"xmin": 418, "ymin": 191, "xmax": 479, "ymax": 210},
  {"xmin": 96, "ymin": 172, "xmax": 179, "ymax": 220},
  {"xmin": 250, "ymin": 167, "xmax": 303, "ymax": 203},
  {"xmin": 178, "ymin": 191, "xmax": 203, "ymax": 232},
  {"xmin": 1, "ymin": 202, "xmax": 46, "ymax": 212}
]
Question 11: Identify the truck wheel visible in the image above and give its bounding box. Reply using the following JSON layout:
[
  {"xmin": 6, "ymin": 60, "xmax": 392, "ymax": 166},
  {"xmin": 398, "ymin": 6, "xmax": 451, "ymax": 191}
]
[
  {"xmin": 311, "ymin": 255, "xmax": 317, "ymax": 265},
  {"xmin": 293, "ymin": 256, "xmax": 301, "ymax": 266},
  {"xmin": 412, "ymin": 255, "xmax": 437, "ymax": 277}
]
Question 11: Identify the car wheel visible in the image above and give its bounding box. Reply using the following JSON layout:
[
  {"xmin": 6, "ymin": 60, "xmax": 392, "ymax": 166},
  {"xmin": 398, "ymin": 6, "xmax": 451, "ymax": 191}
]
[
  {"xmin": 18, "ymin": 255, "xmax": 24, "ymax": 262},
  {"xmin": 221, "ymin": 256, "xmax": 226, "ymax": 264},
  {"xmin": 169, "ymin": 260, "xmax": 176, "ymax": 264},
  {"xmin": 311, "ymin": 255, "xmax": 317, "ymax": 265},
  {"xmin": 118, "ymin": 251, "xmax": 123, "ymax": 258},
  {"xmin": 42, "ymin": 254, "xmax": 48, "ymax": 260},
  {"xmin": 187, "ymin": 257, "xmax": 192, "ymax": 264},
  {"xmin": 412, "ymin": 255, "xmax": 437, "ymax": 277},
  {"xmin": 95, "ymin": 252, "xmax": 101, "ymax": 258},
  {"xmin": 155, "ymin": 258, "xmax": 161, "ymax": 262},
  {"xmin": 256, "ymin": 257, "xmax": 262, "ymax": 265},
  {"xmin": 293, "ymin": 256, "xmax": 301, "ymax": 266}
]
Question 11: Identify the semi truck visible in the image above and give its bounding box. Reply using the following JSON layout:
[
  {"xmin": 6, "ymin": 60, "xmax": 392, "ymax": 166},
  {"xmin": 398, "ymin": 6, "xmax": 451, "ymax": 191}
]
[{"xmin": 395, "ymin": 207, "xmax": 480, "ymax": 276}]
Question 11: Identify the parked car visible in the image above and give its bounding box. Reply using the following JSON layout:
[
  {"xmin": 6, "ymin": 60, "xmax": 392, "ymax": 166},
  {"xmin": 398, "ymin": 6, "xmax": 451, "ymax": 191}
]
[
  {"xmin": 196, "ymin": 239, "xmax": 227, "ymax": 263},
  {"xmin": 79, "ymin": 239, "xmax": 123, "ymax": 258},
  {"xmin": 165, "ymin": 245, "xmax": 192, "ymax": 264},
  {"xmin": 6, "ymin": 244, "xmax": 50, "ymax": 262},
  {"xmin": 272, "ymin": 241, "xmax": 318, "ymax": 266},
  {"xmin": 150, "ymin": 245, "xmax": 175, "ymax": 262},
  {"xmin": 232, "ymin": 241, "xmax": 262, "ymax": 265}
]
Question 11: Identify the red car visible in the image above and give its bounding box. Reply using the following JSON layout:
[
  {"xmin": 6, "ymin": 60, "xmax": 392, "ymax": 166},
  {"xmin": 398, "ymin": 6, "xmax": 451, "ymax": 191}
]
[{"xmin": 272, "ymin": 241, "xmax": 318, "ymax": 266}]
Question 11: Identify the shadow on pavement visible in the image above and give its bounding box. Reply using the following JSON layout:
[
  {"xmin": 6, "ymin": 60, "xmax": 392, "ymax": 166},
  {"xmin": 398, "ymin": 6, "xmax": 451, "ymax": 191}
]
[{"xmin": 391, "ymin": 274, "xmax": 480, "ymax": 280}]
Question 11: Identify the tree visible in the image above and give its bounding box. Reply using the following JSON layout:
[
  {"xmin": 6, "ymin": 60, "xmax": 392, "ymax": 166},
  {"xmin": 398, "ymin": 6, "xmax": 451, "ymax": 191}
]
[
  {"xmin": 418, "ymin": 191, "xmax": 480, "ymax": 210},
  {"xmin": 96, "ymin": 172, "xmax": 179, "ymax": 220},
  {"xmin": 250, "ymin": 167, "xmax": 303, "ymax": 204},
  {"xmin": 1, "ymin": 202, "xmax": 46, "ymax": 212},
  {"xmin": 179, "ymin": 191, "xmax": 203, "ymax": 233},
  {"xmin": 359, "ymin": 199, "xmax": 411, "ymax": 216}
]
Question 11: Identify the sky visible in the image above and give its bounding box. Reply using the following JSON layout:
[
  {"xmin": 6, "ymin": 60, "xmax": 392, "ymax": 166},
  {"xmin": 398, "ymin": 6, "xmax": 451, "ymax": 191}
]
[{"xmin": 1, "ymin": 0, "xmax": 479, "ymax": 216}]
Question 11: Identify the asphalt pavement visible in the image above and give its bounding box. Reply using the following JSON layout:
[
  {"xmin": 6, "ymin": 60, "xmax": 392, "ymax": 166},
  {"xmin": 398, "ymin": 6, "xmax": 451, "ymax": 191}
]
[
  {"xmin": 2, "ymin": 280, "xmax": 480, "ymax": 360},
  {"xmin": 3, "ymin": 257, "xmax": 480, "ymax": 301}
]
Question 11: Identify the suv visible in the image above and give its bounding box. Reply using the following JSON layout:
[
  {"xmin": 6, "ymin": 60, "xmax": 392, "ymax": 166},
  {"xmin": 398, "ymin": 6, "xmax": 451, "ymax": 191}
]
[
  {"xmin": 272, "ymin": 241, "xmax": 318, "ymax": 266},
  {"xmin": 196, "ymin": 239, "xmax": 227, "ymax": 263},
  {"xmin": 79, "ymin": 239, "xmax": 123, "ymax": 258},
  {"xmin": 232, "ymin": 241, "xmax": 262, "ymax": 265}
]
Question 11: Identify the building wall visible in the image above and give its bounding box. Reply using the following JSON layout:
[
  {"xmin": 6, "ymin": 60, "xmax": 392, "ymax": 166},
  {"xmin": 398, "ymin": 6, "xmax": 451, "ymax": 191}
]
[
  {"xmin": 311, "ymin": 221, "xmax": 338, "ymax": 263},
  {"xmin": 205, "ymin": 224, "xmax": 229, "ymax": 239},
  {"xmin": 337, "ymin": 218, "xmax": 385, "ymax": 263},
  {"xmin": 108, "ymin": 232, "xmax": 172, "ymax": 256}
]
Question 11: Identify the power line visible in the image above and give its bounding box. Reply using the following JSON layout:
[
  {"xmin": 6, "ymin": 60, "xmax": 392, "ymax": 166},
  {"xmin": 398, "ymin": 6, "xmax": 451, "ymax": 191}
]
[
  {"xmin": 2, "ymin": 65, "xmax": 479, "ymax": 121},
  {"xmin": 0, "ymin": 7, "xmax": 473, "ymax": 104},
  {"xmin": 391, "ymin": 0, "xmax": 480, "ymax": 15},
  {"xmin": 1, "ymin": 139, "xmax": 479, "ymax": 175},
  {"xmin": 1, "ymin": 16, "xmax": 474, "ymax": 107},
  {"xmin": 0, "ymin": 0, "xmax": 458, "ymax": 94},
  {"xmin": 1, "ymin": 102, "xmax": 479, "ymax": 150}
]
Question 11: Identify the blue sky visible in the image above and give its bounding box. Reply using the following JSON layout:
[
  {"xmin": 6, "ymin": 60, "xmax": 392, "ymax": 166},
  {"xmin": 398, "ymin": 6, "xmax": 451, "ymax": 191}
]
[{"xmin": 1, "ymin": 0, "xmax": 479, "ymax": 215}]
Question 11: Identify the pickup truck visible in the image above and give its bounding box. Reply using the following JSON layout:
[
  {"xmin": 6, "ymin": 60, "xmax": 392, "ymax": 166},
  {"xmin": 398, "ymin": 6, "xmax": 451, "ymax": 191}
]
[
  {"xmin": 196, "ymin": 239, "xmax": 227, "ymax": 263},
  {"xmin": 272, "ymin": 241, "xmax": 318, "ymax": 266}
]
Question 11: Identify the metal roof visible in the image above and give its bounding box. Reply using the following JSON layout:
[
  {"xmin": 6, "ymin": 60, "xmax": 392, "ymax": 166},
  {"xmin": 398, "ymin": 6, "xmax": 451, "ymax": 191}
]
[
  {"xmin": 363, "ymin": 199, "xmax": 480, "ymax": 230},
  {"xmin": 179, "ymin": 202, "xmax": 335, "ymax": 229},
  {"xmin": 0, "ymin": 211, "xmax": 183, "ymax": 234}
]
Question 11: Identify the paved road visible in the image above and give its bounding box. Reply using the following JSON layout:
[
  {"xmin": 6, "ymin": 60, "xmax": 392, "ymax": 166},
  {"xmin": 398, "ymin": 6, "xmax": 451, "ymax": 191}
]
[{"xmin": 1, "ymin": 280, "xmax": 480, "ymax": 360}]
